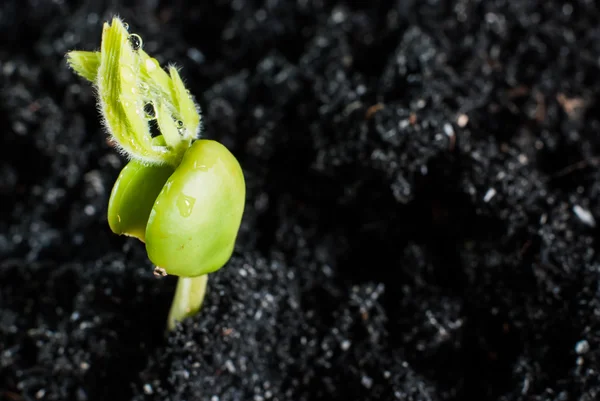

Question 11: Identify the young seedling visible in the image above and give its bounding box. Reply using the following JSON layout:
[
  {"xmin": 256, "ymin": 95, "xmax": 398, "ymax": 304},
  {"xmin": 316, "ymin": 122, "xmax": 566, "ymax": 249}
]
[{"xmin": 66, "ymin": 17, "xmax": 245, "ymax": 331}]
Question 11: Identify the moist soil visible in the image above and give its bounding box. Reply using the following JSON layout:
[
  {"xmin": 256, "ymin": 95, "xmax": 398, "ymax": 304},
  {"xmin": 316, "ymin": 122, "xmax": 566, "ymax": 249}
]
[{"xmin": 1, "ymin": 1, "xmax": 600, "ymax": 400}]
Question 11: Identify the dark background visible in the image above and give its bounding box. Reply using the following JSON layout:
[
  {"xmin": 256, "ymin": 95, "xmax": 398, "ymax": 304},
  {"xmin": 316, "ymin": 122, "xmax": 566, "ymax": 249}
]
[{"xmin": 1, "ymin": 0, "xmax": 600, "ymax": 400}]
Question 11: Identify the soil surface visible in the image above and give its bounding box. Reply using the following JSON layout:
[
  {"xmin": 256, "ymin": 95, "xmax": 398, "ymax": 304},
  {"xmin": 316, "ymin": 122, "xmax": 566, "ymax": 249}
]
[{"xmin": 2, "ymin": 1, "xmax": 600, "ymax": 400}]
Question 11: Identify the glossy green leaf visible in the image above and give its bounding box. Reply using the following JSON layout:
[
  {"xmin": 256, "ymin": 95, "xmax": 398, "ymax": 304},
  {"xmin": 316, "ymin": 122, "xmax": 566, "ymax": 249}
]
[
  {"xmin": 145, "ymin": 139, "xmax": 246, "ymax": 277},
  {"xmin": 108, "ymin": 139, "xmax": 174, "ymax": 242}
]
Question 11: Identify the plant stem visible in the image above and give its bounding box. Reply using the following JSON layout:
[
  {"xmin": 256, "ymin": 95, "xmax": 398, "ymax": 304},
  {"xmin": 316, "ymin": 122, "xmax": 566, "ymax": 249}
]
[{"xmin": 167, "ymin": 274, "xmax": 208, "ymax": 331}]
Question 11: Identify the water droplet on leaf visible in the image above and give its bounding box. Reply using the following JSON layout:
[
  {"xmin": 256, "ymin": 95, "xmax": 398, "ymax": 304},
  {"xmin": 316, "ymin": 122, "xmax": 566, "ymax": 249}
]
[
  {"xmin": 176, "ymin": 194, "xmax": 196, "ymax": 218},
  {"xmin": 145, "ymin": 58, "xmax": 158, "ymax": 72},
  {"xmin": 176, "ymin": 120, "xmax": 185, "ymax": 135},
  {"xmin": 128, "ymin": 34, "xmax": 143, "ymax": 51},
  {"xmin": 139, "ymin": 81, "xmax": 149, "ymax": 94},
  {"xmin": 193, "ymin": 161, "xmax": 208, "ymax": 171},
  {"xmin": 121, "ymin": 67, "xmax": 135, "ymax": 82},
  {"xmin": 144, "ymin": 103, "xmax": 156, "ymax": 120}
]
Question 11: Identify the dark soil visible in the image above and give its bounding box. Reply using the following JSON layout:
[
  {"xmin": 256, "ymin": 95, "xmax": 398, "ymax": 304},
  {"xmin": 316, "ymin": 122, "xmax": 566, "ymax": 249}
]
[{"xmin": 2, "ymin": 0, "xmax": 600, "ymax": 400}]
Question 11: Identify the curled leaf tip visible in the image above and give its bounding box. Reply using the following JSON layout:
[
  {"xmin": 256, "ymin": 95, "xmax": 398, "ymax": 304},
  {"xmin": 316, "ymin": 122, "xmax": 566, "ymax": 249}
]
[{"xmin": 66, "ymin": 51, "xmax": 101, "ymax": 82}]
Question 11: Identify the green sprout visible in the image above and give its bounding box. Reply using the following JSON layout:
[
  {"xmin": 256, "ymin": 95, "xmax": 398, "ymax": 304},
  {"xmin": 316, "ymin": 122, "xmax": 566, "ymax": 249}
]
[{"xmin": 66, "ymin": 17, "xmax": 246, "ymax": 331}]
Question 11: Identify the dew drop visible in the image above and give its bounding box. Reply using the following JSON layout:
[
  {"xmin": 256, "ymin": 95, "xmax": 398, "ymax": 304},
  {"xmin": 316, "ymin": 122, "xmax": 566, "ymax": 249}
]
[
  {"xmin": 121, "ymin": 67, "xmax": 135, "ymax": 82},
  {"xmin": 144, "ymin": 103, "xmax": 156, "ymax": 120},
  {"xmin": 139, "ymin": 81, "xmax": 149, "ymax": 94},
  {"xmin": 128, "ymin": 34, "xmax": 143, "ymax": 51},
  {"xmin": 123, "ymin": 22, "xmax": 129, "ymax": 31},
  {"xmin": 193, "ymin": 160, "xmax": 208, "ymax": 171},
  {"xmin": 176, "ymin": 194, "xmax": 196, "ymax": 218},
  {"xmin": 145, "ymin": 58, "xmax": 158, "ymax": 72},
  {"xmin": 176, "ymin": 120, "xmax": 185, "ymax": 135}
]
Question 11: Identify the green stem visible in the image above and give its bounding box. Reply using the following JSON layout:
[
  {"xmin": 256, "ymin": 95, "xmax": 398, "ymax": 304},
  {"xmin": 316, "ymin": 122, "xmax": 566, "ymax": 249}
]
[{"xmin": 167, "ymin": 274, "xmax": 208, "ymax": 331}]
